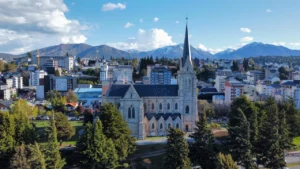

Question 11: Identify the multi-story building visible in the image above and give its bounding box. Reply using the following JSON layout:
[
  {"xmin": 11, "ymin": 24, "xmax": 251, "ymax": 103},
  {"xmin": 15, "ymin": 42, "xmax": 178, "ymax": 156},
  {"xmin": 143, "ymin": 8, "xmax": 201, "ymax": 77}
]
[
  {"xmin": 246, "ymin": 70, "xmax": 265, "ymax": 85},
  {"xmin": 32, "ymin": 55, "xmax": 74, "ymax": 71},
  {"xmin": 12, "ymin": 76, "xmax": 23, "ymax": 89},
  {"xmin": 289, "ymin": 71, "xmax": 300, "ymax": 80},
  {"xmin": 0, "ymin": 89, "xmax": 11, "ymax": 100},
  {"xmin": 265, "ymin": 68, "xmax": 279, "ymax": 78},
  {"xmin": 215, "ymin": 75, "xmax": 226, "ymax": 92},
  {"xmin": 6, "ymin": 79, "xmax": 13, "ymax": 88},
  {"xmin": 44, "ymin": 75, "xmax": 78, "ymax": 95},
  {"xmin": 150, "ymin": 66, "xmax": 172, "ymax": 84},
  {"xmin": 103, "ymin": 24, "xmax": 198, "ymax": 139},
  {"xmin": 100, "ymin": 64, "xmax": 109, "ymax": 82},
  {"xmin": 29, "ymin": 70, "xmax": 47, "ymax": 86},
  {"xmin": 282, "ymin": 81, "xmax": 297, "ymax": 100},
  {"xmin": 224, "ymin": 80, "xmax": 245, "ymax": 103},
  {"xmin": 100, "ymin": 64, "xmax": 133, "ymax": 84}
]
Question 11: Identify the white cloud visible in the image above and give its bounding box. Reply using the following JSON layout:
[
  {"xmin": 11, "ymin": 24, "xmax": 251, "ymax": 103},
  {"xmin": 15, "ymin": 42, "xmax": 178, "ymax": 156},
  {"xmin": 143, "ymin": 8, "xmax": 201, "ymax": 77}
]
[
  {"xmin": 153, "ymin": 17, "xmax": 159, "ymax": 22},
  {"xmin": 102, "ymin": 3, "xmax": 126, "ymax": 12},
  {"xmin": 290, "ymin": 43, "xmax": 300, "ymax": 47},
  {"xmin": 266, "ymin": 9, "xmax": 272, "ymax": 13},
  {"xmin": 240, "ymin": 27, "xmax": 251, "ymax": 33},
  {"xmin": 272, "ymin": 42, "xmax": 286, "ymax": 46},
  {"xmin": 197, "ymin": 43, "xmax": 225, "ymax": 54},
  {"xmin": 0, "ymin": 0, "xmax": 87, "ymax": 54},
  {"xmin": 175, "ymin": 21, "xmax": 179, "ymax": 24},
  {"xmin": 240, "ymin": 36, "xmax": 254, "ymax": 43},
  {"xmin": 124, "ymin": 22, "xmax": 134, "ymax": 28},
  {"xmin": 109, "ymin": 28, "xmax": 175, "ymax": 51}
]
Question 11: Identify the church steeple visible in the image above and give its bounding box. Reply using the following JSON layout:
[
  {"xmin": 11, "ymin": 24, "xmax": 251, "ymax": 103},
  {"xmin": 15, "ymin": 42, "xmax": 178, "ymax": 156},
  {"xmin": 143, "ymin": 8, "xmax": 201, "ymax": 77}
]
[{"xmin": 182, "ymin": 18, "xmax": 192, "ymax": 68}]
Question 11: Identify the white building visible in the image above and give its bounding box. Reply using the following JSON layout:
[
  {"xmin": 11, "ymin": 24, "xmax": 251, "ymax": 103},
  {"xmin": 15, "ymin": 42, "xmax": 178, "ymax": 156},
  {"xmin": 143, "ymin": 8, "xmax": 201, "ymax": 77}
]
[
  {"xmin": 29, "ymin": 70, "xmax": 47, "ymax": 86},
  {"xmin": 6, "ymin": 79, "xmax": 13, "ymax": 88},
  {"xmin": 100, "ymin": 64, "xmax": 108, "ymax": 82},
  {"xmin": 13, "ymin": 76, "xmax": 23, "ymax": 89},
  {"xmin": 215, "ymin": 75, "xmax": 226, "ymax": 92},
  {"xmin": 32, "ymin": 55, "xmax": 74, "ymax": 71}
]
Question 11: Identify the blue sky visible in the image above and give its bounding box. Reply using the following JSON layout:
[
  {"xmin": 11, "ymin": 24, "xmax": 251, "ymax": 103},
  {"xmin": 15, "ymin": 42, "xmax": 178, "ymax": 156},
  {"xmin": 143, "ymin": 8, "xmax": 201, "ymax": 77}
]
[{"xmin": 1, "ymin": 0, "xmax": 300, "ymax": 54}]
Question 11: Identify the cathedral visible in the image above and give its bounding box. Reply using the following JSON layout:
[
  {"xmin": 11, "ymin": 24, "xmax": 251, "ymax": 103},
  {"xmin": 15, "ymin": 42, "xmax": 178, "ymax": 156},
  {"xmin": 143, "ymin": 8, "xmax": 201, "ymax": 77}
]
[{"xmin": 102, "ymin": 23, "xmax": 198, "ymax": 139}]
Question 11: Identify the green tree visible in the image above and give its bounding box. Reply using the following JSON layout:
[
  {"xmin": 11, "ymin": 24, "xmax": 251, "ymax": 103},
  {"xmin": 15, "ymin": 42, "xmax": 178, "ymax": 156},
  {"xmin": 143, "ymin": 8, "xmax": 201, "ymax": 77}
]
[
  {"xmin": 217, "ymin": 153, "xmax": 239, "ymax": 169},
  {"xmin": 10, "ymin": 100, "xmax": 37, "ymax": 145},
  {"xmin": 0, "ymin": 60, "xmax": 6, "ymax": 72},
  {"xmin": 10, "ymin": 143, "xmax": 46, "ymax": 169},
  {"xmin": 190, "ymin": 112, "xmax": 217, "ymax": 169},
  {"xmin": 27, "ymin": 143, "xmax": 46, "ymax": 169},
  {"xmin": 26, "ymin": 52, "xmax": 32, "ymax": 58},
  {"xmin": 243, "ymin": 58, "xmax": 249, "ymax": 71},
  {"xmin": 228, "ymin": 108, "xmax": 255, "ymax": 169},
  {"xmin": 44, "ymin": 114, "xmax": 65, "ymax": 169},
  {"xmin": 229, "ymin": 96, "xmax": 258, "ymax": 152},
  {"xmin": 0, "ymin": 111, "xmax": 15, "ymax": 153},
  {"xmin": 256, "ymin": 99, "xmax": 285, "ymax": 169},
  {"xmin": 164, "ymin": 127, "xmax": 190, "ymax": 169},
  {"xmin": 100, "ymin": 103, "xmax": 136, "ymax": 160},
  {"xmin": 278, "ymin": 110, "xmax": 292, "ymax": 154},
  {"xmin": 278, "ymin": 66, "xmax": 289, "ymax": 80},
  {"xmin": 65, "ymin": 90, "xmax": 78, "ymax": 103},
  {"xmin": 76, "ymin": 120, "xmax": 118, "ymax": 168},
  {"xmin": 6, "ymin": 62, "xmax": 17, "ymax": 72},
  {"xmin": 54, "ymin": 112, "xmax": 75, "ymax": 140},
  {"xmin": 10, "ymin": 143, "xmax": 30, "ymax": 169},
  {"xmin": 231, "ymin": 60, "xmax": 239, "ymax": 71}
]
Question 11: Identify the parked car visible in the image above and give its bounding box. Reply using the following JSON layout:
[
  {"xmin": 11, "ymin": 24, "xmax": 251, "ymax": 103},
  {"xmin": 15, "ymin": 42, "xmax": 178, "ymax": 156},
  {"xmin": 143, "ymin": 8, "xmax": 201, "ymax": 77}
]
[
  {"xmin": 41, "ymin": 116, "xmax": 49, "ymax": 120},
  {"xmin": 78, "ymin": 116, "xmax": 84, "ymax": 120}
]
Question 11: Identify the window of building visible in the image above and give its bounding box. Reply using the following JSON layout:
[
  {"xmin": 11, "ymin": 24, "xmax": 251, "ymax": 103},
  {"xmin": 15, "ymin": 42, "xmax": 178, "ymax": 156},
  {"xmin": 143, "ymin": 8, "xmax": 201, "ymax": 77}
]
[
  {"xmin": 185, "ymin": 105, "xmax": 189, "ymax": 114},
  {"xmin": 152, "ymin": 103, "xmax": 154, "ymax": 110},
  {"xmin": 128, "ymin": 107, "xmax": 131, "ymax": 119},
  {"xmin": 144, "ymin": 103, "xmax": 147, "ymax": 112},
  {"xmin": 159, "ymin": 103, "xmax": 162, "ymax": 110},
  {"xmin": 117, "ymin": 103, "xmax": 120, "ymax": 109},
  {"xmin": 152, "ymin": 123, "xmax": 155, "ymax": 129},
  {"xmin": 168, "ymin": 123, "xmax": 171, "ymax": 128},
  {"xmin": 175, "ymin": 103, "xmax": 178, "ymax": 110},
  {"xmin": 160, "ymin": 123, "xmax": 163, "ymax": 129},
  {"xmin": 176, "ymin": 123, "xmax": 179, "ymax": 128},
  {"xmin": 167, "ymin": 103, "xmax": 170, "ymax": 110},
  {"xmin": 132, "ymin": 107, "xmax": 135, "ymax": 119}
]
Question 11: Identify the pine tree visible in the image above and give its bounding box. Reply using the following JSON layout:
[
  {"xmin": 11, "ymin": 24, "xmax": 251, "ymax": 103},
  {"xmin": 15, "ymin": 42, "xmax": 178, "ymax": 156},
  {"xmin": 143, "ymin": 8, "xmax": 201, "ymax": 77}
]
[
  {"xmin": 100, "ymin": 103, "xmax": 136, "ymax": 160},
  {"xmin": 278, "ymin": 110, "xmax": 291, "ymax": 167},
  {"xmin": 256, "ymin": 99, "xmax": 285, "ymax": 169},
  {"xmin": 44, "ymin": 114, "xmax": 65, "ymax": 169},
  {"xmin": 228, "ymin": 108, "xmax": 256, "ymax": 169},
  {"xmin": 164, "ymin": 127, "xmax": 190, "ymax": 169},
  {"xmin": 190, "ymin": 112, "xmax": 217, "ymax": 169},
  {"xmin": 27, "ymin": 143, "xmax": 46, "ymax": 169},
  {"xmin": 76, "ymin": 120, "xmax": 118, "ymax": 168},
  {"xmin": 0, "ymin": 111, "xmax": 15, "ymax": 153},
  {"xmin": 229, "ymin": 96, "xmax": 258, "ymax": 153},
  {"xmin": 54, "ymin": 112, "xmax": 75, "ymax": 140},
  {"xmin": 217, "ymin": 153, "xmax": 239, "ymax": 169},
  {"xmin": 10, "ymin": 144, "xmax": 30, "ymax": 169}
]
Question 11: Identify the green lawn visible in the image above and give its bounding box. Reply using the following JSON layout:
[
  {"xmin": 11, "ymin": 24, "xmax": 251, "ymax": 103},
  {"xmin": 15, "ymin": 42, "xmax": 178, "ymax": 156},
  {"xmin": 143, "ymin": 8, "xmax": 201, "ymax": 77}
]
[
  {"xmin": 32, "ymin": 120, "xmax": 83, "ymax": 128},
  {"xmin": 291, "ymin": 136, "xmax": 300, "ymax": 151}
]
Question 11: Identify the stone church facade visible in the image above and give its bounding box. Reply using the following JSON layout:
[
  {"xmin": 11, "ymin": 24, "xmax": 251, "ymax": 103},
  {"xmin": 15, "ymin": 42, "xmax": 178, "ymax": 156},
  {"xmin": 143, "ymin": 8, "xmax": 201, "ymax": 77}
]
[{"xmin": 102, "ymin": 24, "xmax": 198, "ymax": 139}]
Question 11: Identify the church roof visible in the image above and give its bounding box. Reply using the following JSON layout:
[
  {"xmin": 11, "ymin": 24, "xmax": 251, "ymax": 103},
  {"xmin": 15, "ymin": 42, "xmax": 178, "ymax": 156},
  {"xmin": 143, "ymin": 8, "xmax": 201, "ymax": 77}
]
[
  {"xmin": 106, "ymin": 84, "xmax": 179, "ymax": 97},
  {"xmin": 144, "ymin": 113, "xmax": 182, "ymax": 121},
  {"xmin": 182, "ymin": 21, "xmax": 192, "ymax": 67},
  {"xmin": 106, "ymin": 84, "xmax": 130, "ymax": 97},
  {"xmin": 133, "ymin": 84, "xmax": 178, "ymax": 97}
]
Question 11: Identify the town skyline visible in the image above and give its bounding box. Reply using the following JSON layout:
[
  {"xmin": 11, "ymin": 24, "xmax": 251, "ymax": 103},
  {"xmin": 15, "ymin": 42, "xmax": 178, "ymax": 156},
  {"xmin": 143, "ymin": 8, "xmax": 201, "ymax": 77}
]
[{"xmin": 1, "ymin": 0, "xmax": 300, "ymax": 55}]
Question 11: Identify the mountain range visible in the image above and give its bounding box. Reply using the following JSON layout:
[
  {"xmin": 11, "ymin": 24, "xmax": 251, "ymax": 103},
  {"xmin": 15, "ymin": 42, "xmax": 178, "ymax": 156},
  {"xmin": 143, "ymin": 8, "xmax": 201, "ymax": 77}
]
[{"xmin": 1, "ymin": 42, "xmax": 300, "ymax": 61}]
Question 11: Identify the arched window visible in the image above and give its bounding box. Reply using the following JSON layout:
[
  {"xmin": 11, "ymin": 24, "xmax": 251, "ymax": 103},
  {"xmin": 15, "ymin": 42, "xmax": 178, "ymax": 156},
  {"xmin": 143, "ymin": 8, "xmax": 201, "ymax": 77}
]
[
  {"xmin": 160, "ymin": 123, "xmax": 163, "ymax": 129},
  {"xmin": 152, "ymin": 123, "xmax": 155, "ymax": 129},
  {"xmin": 167, "ymin": 103, "xmax": 170, "ymax": 110},
  {"xmin": 144, "ymin": 103, "xmax": 147, "ymax": 112},
  {"xmin": 159, "ymin": 103, "xmax": 162, "ymax": 110},
  {"xmin": 175, "ymin": 103, "xmax": 178, "ymax": 110},
  {"xmin": 152, "ymin": 103, "xmax": 154, "ymax": 110},
  {"xmin": 168, "ymin": 123, "xmax": 171, "ymax": 128},
  {"xmin": 185, "ymin": 105, "xmax": 189, "ymax": 114},
  {"xmin": 128, "ymin": 107, "xmax": 131, "ymax": 119},
  {"xmin": 117, "ymin": 103, "xmax": 120, "ymax": 109},
  {"xmin": 185, "ymin": 125, "xmax": 189, "ymax": 131},
  {"xmin": 132, "ymin": 107, "xmax": 135, "ymax": 119},
  {"xmin": 176, "ymin": 123, "xmax": 179, "ymax": 128}
]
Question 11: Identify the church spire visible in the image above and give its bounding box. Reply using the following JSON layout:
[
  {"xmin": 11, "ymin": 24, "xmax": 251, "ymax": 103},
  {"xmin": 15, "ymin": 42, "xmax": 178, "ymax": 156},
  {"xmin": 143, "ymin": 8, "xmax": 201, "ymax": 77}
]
[{"xmin": 182, "ymin": 18, "xmax": 192, "ymax": 68}]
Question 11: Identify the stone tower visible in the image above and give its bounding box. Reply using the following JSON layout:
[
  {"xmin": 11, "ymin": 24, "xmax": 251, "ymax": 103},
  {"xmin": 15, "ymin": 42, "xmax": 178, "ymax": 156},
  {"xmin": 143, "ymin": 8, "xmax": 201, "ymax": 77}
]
[{"xmin": 177, "ymin": 20, "xmax": 198, "ymax": 132}]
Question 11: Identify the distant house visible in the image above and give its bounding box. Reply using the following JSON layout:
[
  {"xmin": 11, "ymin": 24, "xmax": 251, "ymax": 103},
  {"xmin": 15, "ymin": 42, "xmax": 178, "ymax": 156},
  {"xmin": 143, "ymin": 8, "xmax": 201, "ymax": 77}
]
[
  {"xmin": 65, "ymin": 102, "xmax": 78, "ymax": 112},
  {"xmin": 0, "ymin": 100, "xmax": 13, "ymax": 111}
]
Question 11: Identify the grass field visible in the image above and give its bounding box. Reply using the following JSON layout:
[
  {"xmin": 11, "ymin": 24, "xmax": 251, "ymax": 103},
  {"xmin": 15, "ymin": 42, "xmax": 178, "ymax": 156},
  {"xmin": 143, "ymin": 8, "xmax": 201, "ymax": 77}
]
[
  {"xmin": 290, "ymin": 136, "xmax": 300, "ymax": 151},
  {"xmin": 32, "ymin": 120, "xmax": 83, "ymax": 128}
]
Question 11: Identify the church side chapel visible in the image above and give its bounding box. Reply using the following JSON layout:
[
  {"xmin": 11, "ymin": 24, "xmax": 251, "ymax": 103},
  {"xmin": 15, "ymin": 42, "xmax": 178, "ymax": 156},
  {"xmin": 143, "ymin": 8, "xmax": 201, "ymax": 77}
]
[{"xmin": 103, "ymin": 21, "xmax": 198, "ymax": 139}]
